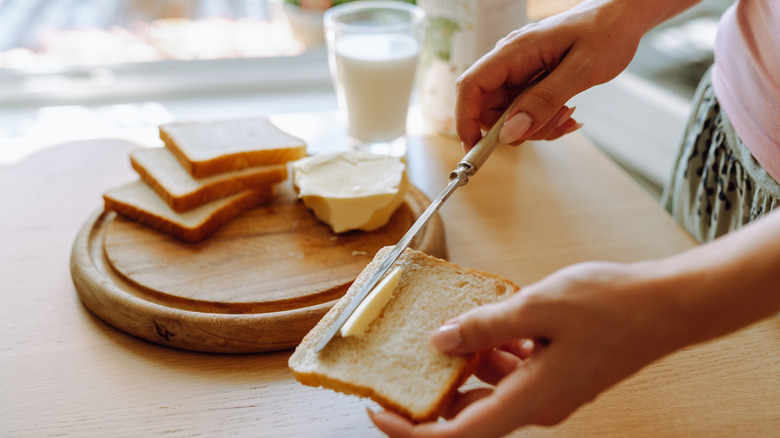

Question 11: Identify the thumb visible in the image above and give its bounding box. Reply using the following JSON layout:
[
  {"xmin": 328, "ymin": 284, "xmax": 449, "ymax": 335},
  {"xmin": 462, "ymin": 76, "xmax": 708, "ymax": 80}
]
[{"xmin": 429, "ymin": 299, "xmax": 532, "ymax": 355}]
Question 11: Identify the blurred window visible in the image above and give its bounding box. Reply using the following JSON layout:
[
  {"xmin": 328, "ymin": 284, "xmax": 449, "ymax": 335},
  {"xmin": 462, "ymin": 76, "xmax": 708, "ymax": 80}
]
[
  {"xmin": 0, "ymin": 0, "xmax": 332, "ymax": 103},
  {"xmin": 0, "ymin": 0, "xmax": 313, "ymax": 68}
]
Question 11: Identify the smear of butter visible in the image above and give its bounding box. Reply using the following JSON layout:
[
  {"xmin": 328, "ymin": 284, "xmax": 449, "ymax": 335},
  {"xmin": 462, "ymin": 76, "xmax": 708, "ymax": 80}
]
[
  {"xmin": 340, "ymin": 267, "xmax": 403, "ymax": 337},
  {"xmin": 291, "ymin": 150, "xmax": 408, "ymax": 233}
]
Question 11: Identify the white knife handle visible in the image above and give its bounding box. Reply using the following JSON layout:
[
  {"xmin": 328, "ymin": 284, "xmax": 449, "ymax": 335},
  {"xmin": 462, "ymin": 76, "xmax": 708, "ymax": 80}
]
[
  {"xmin": 458, "ymin": 76, "xmax": 543, "ymax": 175},
  {"xmin": 458, "ymin": 113, "xmax": 505, "ymax": 176}
]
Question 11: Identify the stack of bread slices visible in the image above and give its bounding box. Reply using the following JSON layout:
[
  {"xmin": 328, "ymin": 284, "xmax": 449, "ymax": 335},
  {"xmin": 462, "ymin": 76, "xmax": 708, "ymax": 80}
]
[{"xmin": 103, "ymin": 117, "xmax": 306, "ymax": 243}]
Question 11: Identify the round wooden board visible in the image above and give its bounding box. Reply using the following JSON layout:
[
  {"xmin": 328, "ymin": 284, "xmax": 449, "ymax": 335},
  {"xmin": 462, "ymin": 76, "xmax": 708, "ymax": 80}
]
[{"xmin": 70, "ymin": 183, "xmax": 446, "ymax": 353}]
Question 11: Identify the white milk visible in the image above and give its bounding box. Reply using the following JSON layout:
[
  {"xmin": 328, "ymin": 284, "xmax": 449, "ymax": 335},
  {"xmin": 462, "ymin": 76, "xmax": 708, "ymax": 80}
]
[{"xmin": 332, "ymin": 33, "xmax": 421, "ymax": 144}]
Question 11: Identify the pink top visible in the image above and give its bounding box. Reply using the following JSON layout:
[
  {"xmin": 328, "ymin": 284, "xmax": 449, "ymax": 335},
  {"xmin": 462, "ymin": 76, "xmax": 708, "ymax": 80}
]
[{"xmin": 711, "ymin": 0, "xmax": 780, "ymax": 182}]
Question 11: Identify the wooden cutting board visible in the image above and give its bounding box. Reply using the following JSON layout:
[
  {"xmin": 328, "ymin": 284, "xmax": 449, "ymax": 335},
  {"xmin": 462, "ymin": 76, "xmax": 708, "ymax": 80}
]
[{"xmin": 70, "ymin": 181, "xmax": 446, "ymax": 353}]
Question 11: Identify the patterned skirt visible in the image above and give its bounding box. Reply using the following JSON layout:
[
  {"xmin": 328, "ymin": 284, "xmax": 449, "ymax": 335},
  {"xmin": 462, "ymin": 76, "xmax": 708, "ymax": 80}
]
[{"xmin": 662, "ymin": 68, "xmax": 780, "ymax": 243}]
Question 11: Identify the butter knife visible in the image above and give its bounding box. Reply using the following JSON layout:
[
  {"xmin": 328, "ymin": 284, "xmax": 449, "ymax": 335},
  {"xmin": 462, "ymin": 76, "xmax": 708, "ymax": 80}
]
[{"xmin": 314, "ymin": 80, "xmax": 539, "ymax": 353}]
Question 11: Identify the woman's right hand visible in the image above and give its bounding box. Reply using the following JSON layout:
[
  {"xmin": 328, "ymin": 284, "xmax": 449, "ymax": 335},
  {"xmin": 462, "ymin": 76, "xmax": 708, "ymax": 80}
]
[
  {"xmin": 455, "ymin": 0, "xmax": 652, "ymax": 150},
  {"xmin": 369, "ymin": 260, "xmax": 688, "ymax": 438}
]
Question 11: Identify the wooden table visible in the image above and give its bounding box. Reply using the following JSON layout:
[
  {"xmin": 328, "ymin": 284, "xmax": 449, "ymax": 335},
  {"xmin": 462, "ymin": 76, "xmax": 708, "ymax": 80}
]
[{"xmin": 2, "ymin": 111, "xmax": 778, "ymax": 437}]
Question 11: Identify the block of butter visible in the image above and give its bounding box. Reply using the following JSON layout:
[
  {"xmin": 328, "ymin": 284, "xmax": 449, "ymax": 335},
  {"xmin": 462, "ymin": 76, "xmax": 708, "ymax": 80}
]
[
  {"xmin": 340, "ymin": 267, "xmax": 403, "ymax": 337},
  {"xmin": 291, "ymin": 150, "xmax": 408, "ymax": 233}
]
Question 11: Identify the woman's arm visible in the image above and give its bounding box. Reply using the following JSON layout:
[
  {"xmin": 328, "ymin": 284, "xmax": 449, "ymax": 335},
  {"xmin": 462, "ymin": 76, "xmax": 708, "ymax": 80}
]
[
  {"xmin": 646, "ymin": 208, "xmax": 780, "ymax": 346},
  {"xmin": 370, "ymin": 209, "xmax": 780, "ymax": 438}
]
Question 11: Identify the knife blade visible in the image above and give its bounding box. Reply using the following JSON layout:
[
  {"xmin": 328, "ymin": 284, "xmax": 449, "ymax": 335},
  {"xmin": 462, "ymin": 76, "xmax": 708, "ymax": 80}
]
[{"xmin": 314, "ymin": 77, "xmax": 541, "ymax": 353}]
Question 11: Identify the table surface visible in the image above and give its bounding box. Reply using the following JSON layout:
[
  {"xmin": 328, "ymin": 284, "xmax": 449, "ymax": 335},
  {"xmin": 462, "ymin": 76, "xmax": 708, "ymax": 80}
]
[{"xmin": 2, "ymin": 111, "xmax": 778, "ymax": 437}]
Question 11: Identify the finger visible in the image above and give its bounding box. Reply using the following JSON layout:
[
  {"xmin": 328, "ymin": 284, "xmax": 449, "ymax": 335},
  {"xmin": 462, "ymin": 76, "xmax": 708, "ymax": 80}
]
[
  {"xmin": 498, "ymin": 338, "xmax": 536, "ymax": 359},
  {"xmin": 371, "ymin": 358, "xmax": 552, "ymax": 438},
  {"xmin": 519, "ymin": 338, "xmax": 536, "ymax": 358},
  {"xmin": 474, "ymin": 349, "xmax": 521, "ymax": 385},
  {"xmin": 542, "ymin": 118, "xmax": 583, "ymax": 141},
  {"xmin": 367, "ymin": 408, "xmax": 415, "ymax": 438},
  {"xmin": 525, "ymin": 106, "xmax": 575, "ymax": 142},
  {"xmin": 454, "ymin": 60, "xmax": 514, "ymax": 151},
  {"xmin": 369, "ymin": 408, "xmax": 469, "ymax": 438},
  {"xmin": 476, "ymin": 339, "xmax": 539, "ymax": 385},
  {"xmin": 437, "ymin": 361, "xmax": 547, "ymax": 437},
  {"xmin": 443, "ymin": 387, "xmax": 494, "ymax": 419},
  {"xmin": 498, "ymin": 53, "xmax": 597, "ymax": 144},
  {"xmin": 367, "ymin": 389, "xmax": 496, "ymax": 438},
  {"xmin": 455, "ymin": 75, "xmax": 490, "ymax": 152},
  {"xmin": 366, "ymin": 389, "xmax": 499, "ymax": 437},
  {"xmin": 477, "ymin": 88, "xmax": 511, "ymax": 134},
  {"xmin": 455, "ymin": 37, "xmax": 550, "ymax": 150},
  {"xmin": 429, "ymin": 296, "xmax": 543, "ymax": 355}
]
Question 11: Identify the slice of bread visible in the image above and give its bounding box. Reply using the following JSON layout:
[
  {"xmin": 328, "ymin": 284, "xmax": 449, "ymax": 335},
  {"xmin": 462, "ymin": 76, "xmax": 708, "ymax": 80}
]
[
  {"xmin": 103, "ymin": 180, "xmax": 274, "ymax": 243},
  {"xmin": 289, "ymin": 246, "xmax": 520, "ymax": 422},
  {"xmin": 160, "ymin": 118, "xmax": 306, "ymax": 178},
  {"xmin": 130, "ymin": 146, "xmax": 287, "ymax": 212}
]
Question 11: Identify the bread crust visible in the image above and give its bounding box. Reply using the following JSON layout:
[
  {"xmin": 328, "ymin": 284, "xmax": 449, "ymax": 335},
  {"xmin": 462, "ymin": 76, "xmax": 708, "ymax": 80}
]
[
  {"xmin": 289, "ymin": 247, "xmax": 520, "ymax": 423},
  {"xmin": 290, "ymin": 350, "xmax": 479, "ymax": 423},
  {"xmin": 159, "ymin": 118, "xmax": 306, "ymax": 178},
  {"xmin": 130, "ymin": 147, "xmax": 287, "ymax": 212},
  {"xmin": 103, "ymin": 180, "xmax": 273, "ymax": 243}
]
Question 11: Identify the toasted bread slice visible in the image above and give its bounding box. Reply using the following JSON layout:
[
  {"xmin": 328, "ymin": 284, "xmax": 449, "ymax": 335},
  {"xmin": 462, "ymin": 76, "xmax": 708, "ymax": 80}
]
[
  {"xmin": 130, "ymin": 146, "xmax": 287, "ymax": 212},
  {"xmin": 289, "ymin": 247, "xmax": 520, "ymax": 422},
  {"xmin": 103, "ymin": 180, "xmax": 273, "ymax": 243},
  {"xmin": 160, "ymin": 118, "xmax": 306, "ymax": 178}
]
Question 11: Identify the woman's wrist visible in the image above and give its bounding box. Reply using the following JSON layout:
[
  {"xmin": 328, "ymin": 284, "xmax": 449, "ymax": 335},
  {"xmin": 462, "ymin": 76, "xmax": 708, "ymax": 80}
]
[
  {"xmin": 633, "ymin": 212, "xmax": 780, "ymax": 353},
  {"xmin": 578, "ymin": 0, "xmax": 704, "ymax": 38},
  {"xmin": 625, "ymin": 257, "xmax": 703, "ymax": 356}
]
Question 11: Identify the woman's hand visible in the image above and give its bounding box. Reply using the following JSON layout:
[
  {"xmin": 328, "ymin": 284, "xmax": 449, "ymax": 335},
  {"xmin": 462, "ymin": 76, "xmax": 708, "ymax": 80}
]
[
  {"xmin": 367, "ymin": 194, "xmax": 780, "ymax": 438},
  {"xmin": 369, "ymin": 261, "xmax": 684, "ymax": 438},
  {"xmin": 455, "ymin": 0, "xmax": 650, "ymax": 150}
]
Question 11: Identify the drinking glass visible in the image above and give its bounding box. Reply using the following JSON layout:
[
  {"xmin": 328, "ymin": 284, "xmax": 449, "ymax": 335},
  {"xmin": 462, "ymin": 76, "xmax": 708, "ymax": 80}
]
[{"xmin": 324, "ymin": 1, "xmax": 425, "ymax": 157}]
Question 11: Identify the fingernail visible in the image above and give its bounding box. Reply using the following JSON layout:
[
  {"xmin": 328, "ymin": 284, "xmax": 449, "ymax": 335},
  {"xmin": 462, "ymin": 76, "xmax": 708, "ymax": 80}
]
[
  {"xmin": 428, "ymin": 322, "xmax": 462, "ymax": 352},
  {"xmin": 557, "ymin": 106, "xmax": 576, "ymax": 128},
  {"xmin": 499, "ymin": 112, "xmax": 533, "ymax": 144}
]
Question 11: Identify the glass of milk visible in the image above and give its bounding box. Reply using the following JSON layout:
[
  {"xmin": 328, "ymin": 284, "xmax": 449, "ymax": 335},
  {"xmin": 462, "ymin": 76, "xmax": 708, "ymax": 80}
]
[{"xmin": 324, "ymin": 1, "xmax": 425, "ymax": 157}]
